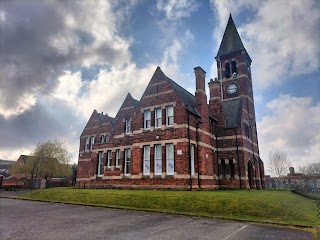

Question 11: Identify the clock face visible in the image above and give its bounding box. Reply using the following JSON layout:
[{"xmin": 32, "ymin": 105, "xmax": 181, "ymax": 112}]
[{"xmin": 227, "ymin": 84, "xmax": 238, "ymax": 94}]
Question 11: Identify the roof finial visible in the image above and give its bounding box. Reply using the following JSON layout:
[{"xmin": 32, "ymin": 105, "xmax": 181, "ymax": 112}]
[{"xmin": 229, "ymin": 13, "xmax": 232, "ymax": 18}]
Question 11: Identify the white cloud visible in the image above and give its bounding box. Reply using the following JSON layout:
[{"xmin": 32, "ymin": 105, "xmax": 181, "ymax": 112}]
[
  {"xmin": 0, "ymin": 93, "xmax": 36, "ymax": 119},
  {"xmin": 257, "ymin": 95, "xmax": 320, "ymax": 171},
  {"xmin": 78, "ymin": 63, "xmax": 157, "ymax": 118},
  {"xmin": 210, "ymin": 0, "xmax": 320, "ymax": 89},
  {"xmin": 0, "ymin": 1, "xmax": 134, "ymax": 119},
  {"xmin": 0, "ymin": 9, "xmax": 6, "ymax": 22},
  {"xmin": 47, "ymin": 28, "xmax": 194, "ymax": 122},
  {"xmin": 157, "ymin": 0, "xmax": 200, "ymax": 21},
  {"xmin": 52, "ymin": 71, "xmax": 83, "ymax": 104},
  {"xmin": 0, "ymin": 148, "xmax": 32, "ymax": 161}
]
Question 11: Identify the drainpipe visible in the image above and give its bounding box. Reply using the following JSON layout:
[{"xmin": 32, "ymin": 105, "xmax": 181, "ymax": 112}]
[
  {"xmin": 235, "ymin": 128, "xmax": 241, "ymax": 189},
  {"xmin": 196, "ymin": 119, "xmax": 201, "ymax": 189},
  {"xmin": 187, "ymin": 110, "xmax": 192, "ymax": 191},
  {"xmin": 250, "ymin": 124, "xmax": 259, "ymax": 190},
  {"xmin": 214, "ymin": 120, "xmax": 221, "ymax": 188}
]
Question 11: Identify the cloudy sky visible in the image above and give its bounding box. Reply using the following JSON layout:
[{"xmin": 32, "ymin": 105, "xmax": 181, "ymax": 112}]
[{"xmin": 1, "ymin": 0, "xmax": 319, "ymax": 173}]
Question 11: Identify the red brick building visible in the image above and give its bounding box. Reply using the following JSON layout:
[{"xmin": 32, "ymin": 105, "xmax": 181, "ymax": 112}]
[{"xmin": 77, "ymin": 15, "xmax": 265, "ymax": 190}]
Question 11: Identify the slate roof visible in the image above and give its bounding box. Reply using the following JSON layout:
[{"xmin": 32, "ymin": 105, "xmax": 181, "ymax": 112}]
[
  {"xmin": 109, "ymin": 116, "xmax": 115, "ymax": 126},
  {"xmin": 216, "ymin": 14, "xmax": 246, "ymax": 58},
  {"xmin": 97, "ymin": 112, "xmax": 105, "ymax": 122},
  {"xmin": 167, "ymin": 77, "xmax": 200, "ymax": 117},
  {"xmin": 221, "ymin": 98, "xmax": 242, "ymax": 128}
]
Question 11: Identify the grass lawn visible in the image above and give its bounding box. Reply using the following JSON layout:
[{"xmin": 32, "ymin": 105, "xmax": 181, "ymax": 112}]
[{"xmin": 18, "ymin": 188, "xmax": 319, "ymax": 227}]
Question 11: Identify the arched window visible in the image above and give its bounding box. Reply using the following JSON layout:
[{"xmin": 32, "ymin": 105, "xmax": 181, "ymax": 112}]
[
  {"xmin": 221, "ymin": 160, "xmax": 226, "ymax": 177},
  {"xmin": 231, "ymin": 61, "xmax": 237, "ymax": 76},
  {"xmin": 225, "ymin": 62, "xmax": 230, "ymax": 78},
  {"xmin": 230, "ymin": 160, "xmax": 235, "ymax": 178}
]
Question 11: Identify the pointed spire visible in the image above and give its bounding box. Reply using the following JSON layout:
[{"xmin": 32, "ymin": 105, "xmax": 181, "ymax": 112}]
[{"xmin": 216, "ymin": 14, "xmax": 246, "ymax": 58}]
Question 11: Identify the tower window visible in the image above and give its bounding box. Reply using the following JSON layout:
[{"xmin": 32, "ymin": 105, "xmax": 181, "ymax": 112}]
[
  {"xmin": 231, "ymin": 61, "xmax": 237, "ymax": 76},
  {"xmin": 225, "ymin": 62, "xmax": 230, "ymax": 78}
]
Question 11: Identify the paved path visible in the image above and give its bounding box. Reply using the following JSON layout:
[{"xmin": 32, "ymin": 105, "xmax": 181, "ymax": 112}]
[{"xmin": 0, "ymin": 198, "xmax": 312, "ymax": 240}]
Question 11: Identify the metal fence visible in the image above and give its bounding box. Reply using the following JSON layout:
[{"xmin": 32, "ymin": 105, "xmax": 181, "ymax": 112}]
[{"xmin": 265, "ymin": 176, "xmax": 320, "ymax": 200}]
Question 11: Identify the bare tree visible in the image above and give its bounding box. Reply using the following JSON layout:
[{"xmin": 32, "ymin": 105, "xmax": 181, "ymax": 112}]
[
  {"xmin": 298, "ymin": 162, "xmax": 320, "ymax": 175},
  {"xmin": 297, "ymin": 164, "xmax": 308, "ymax": 175},
  {"xmin": 268, "ymin": 150, "xmax": 291, "ymax": 177}
]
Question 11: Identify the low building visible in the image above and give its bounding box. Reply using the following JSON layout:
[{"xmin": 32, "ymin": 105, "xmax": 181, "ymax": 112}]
[{"xmin": 265, "ymin": 167, "xmax": 320, "ymax": 192}]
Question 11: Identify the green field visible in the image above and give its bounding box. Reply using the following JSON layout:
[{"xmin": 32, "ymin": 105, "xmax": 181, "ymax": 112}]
[{"xmin": 19, "ymin": 188, "xmax": 319, "ymax": 227}]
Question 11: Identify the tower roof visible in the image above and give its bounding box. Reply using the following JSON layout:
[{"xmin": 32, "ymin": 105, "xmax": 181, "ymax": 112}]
[{"xmin": 216, "ymin": 14, "xmax": 246, "ymax": 58}]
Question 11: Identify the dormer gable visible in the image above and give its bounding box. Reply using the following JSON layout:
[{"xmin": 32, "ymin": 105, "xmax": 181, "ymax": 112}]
[
  {"xmin": 80, "ymin": 110, "xmax": 103, "ymax": 136},
  {"xmin": 115, "ymin": 93, "xmax": 139, "ymax": 119}
]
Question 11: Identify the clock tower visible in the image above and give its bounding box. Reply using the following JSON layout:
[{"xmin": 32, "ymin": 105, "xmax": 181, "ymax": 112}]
[
  {"xmin": 209, "ymin": 14, "xmax": 264, "ymax": 189},
  {"xmin": 215, "ymin": 14, "xmax": 253, "ymax": 101}
]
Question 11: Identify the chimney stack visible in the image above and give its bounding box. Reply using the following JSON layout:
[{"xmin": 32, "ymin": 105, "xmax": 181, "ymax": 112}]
[
  {"xmin": 194, "ymin": 66, "xmax": 206, "ymax": 95},
  {"xmin": 208, "ymin": 77, "xmax": 221, "ymax": 103}
]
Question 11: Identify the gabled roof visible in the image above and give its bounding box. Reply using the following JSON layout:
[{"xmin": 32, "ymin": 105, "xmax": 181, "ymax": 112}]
[
  {"xmin": 115, "ymin": 93, "xmax": 139, "ymax": 119},
  {"xmin": 120, "ymin": 93, "xmax": 139, "ymax": 109},
  {"xmin": 17, "ymin": 155, "xmax": 58, "ymax": 164},
  {"xmin": 166, "ymin": 77, "xmax": 200, "ymax": 116},
  {"xmin": 149, "ymin": 67, "xmax": 200, "ymax": 117},
  {"xmin": 222, "ymin": 98, "xmax": 242, "ymax": 128},
  {"xmin": 216, "ymin": 14, "xmax": 246, "ymax": 58},
  {"xmin": 101, "ymin": 113, "xmax": 115, "ymax": 127}
]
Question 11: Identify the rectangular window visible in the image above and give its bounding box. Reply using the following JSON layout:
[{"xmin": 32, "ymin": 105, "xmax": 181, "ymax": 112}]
[
  {"xmin": 97, "ymin": 151, "xmax": 104, "ymax": 176},
  {"xmin": 143, "ymin": 146, "xmax": 150, "ymax": 176},
  {"xmin": 100, "ymin": 135, "xmax": 104, "ymax": 143},
  {"xmin": 166, "ymin": 143, "xmax": 174, "ymax": 175},
  {"xmin": 124, "ymin": 149, "xmax": 131, "ymax": 176},
  {"xmin": 115, "ymin": 149, "xmax": 120, "ymax": 168},
  {"xmin": 190, "ymin": 144, "xmax": 195, "ymax": 176},
  {"xmin": 105, "ymin": 135, "xmax": 110, "ymax": 142},
  {"xmin": 154, "ymin": 145, "xmax": 162, "ymax": 175},
  {"xmin": 166, "ymin": 106, "xmax": 174, "ymax": 126},
  {"xmin": 155, "ymin": 108, "xmax": 162, "ymax": 128},
  {"xmin": 85, "ymin": 137, "xmax": 90, "ymax": 151},
  {"xmin": 90, "ymin": 136, "xmax": 95, "ymax": 151},
  {"xmin": 125, "ymin": 119, "xmax": 131, "ymax": 134},
  {"xmin": 107, "ymin": 150, "xmax": 112, "ymax": 168},
  {"xmin": 144, "ymin": 110, "xmax": 151, "ymax": 130}
]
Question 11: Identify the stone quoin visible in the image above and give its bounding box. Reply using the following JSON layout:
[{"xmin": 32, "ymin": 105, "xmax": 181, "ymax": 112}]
[{"xmin": 76, "ymin": 14, "xmax": 265, "ymax": 190}]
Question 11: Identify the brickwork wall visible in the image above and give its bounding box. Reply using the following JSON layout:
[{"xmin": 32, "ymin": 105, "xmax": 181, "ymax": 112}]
[{"xmin": 77, "ymin": 58, "xmax": 264, "ymax": 190}]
